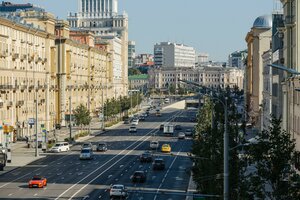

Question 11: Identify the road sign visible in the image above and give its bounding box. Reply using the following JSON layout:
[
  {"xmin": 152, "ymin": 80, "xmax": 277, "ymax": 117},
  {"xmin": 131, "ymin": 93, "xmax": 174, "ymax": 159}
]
[{"xmin": 28, "ymin": 118, "xmax": 35, "ymax": 125}]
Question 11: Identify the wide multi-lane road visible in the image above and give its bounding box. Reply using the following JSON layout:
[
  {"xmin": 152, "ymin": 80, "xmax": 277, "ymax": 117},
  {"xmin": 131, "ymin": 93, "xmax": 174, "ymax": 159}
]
[{"xmin": 0, "ymin": 105, "xmax": 196, "ymax": 200}]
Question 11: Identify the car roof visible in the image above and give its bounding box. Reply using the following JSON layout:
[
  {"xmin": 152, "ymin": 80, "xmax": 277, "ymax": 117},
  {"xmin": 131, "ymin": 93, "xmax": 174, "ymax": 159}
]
[
  {"xmin": 112, "ymin": 184, "xmax": 124, "ymax": 187},
  {"xmin": 134, "ymin": 170, "xmax": 145, "ymax": 173},
  {"xmin": 154, "ymin": 158, "xmax": 164, "ymax": 161}
]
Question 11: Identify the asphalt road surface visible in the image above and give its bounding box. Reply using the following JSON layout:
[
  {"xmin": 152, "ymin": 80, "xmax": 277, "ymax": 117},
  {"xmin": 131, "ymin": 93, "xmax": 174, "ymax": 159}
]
[{"xmin": 0, "ymin": 104, "xmax": 196, "ymax": 200}]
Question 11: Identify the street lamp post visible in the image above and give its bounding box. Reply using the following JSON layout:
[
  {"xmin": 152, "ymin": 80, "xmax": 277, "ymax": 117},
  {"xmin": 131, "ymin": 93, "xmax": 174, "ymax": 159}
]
[{"xmin": 69, "ymin": 96, "xmax": 72, "ymax": 142}]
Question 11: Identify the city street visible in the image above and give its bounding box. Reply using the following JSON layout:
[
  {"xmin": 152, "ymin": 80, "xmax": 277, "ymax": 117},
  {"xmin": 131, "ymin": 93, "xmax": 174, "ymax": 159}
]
[{"xmin": 0, "ymin": 104, "xmax": 196, "ymax": 200}]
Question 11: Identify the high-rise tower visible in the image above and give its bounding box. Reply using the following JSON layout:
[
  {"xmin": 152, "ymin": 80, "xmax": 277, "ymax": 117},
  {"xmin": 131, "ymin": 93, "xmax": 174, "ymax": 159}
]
[{"xmin": 67, "ymin": 0, "xmax": 128, "ymax": 97}]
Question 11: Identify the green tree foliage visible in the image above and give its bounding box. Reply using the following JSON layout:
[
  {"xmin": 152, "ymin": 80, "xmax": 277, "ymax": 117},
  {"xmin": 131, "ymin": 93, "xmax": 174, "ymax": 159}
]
[
  {"xmin": 239, "ymin": 117, "xmax": 300, "ymax": 199},
  {"xmin": 73, "ymin": 104, "xmax": 92, "ymax": 131},
  {"xmin": 192, "ymin": 91, "xmax": 242, "ymax": 199},
  {"xmin": 128, "ymin": 68, "xmax": 142, "ymax": 76},
  {"xmin": 103, "ymin": 93, "xmax": 143, "ymax": 117}
]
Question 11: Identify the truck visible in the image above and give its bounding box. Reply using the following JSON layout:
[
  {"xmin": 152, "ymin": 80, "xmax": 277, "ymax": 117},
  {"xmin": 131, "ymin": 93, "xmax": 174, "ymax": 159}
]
[
  {"xmin": 163, "ymin": 123, "xmax": 174, "ymax": 135},
  {"xmin": 0, "ymin": 149, "xmax": 7, "ymax": 171}
]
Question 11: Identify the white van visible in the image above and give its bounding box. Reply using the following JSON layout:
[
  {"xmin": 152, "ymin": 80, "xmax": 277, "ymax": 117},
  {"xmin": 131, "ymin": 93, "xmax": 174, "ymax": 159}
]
[
  {"xmin": 164, "ymin": 98, "xmax": 170, "ymax": 103},
  {"xmin": 50, "ymin": 142, "xmax": 70, "ymax": 153}
]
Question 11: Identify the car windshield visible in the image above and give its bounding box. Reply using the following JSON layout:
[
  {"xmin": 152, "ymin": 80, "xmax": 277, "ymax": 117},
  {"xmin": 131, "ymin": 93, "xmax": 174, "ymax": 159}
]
[
  {"xmin": 98, "ymin": 144, "xmax": 106, "ymax": 146},
  {"xmin": 134, "ymin": 172, "xmax": 143, "ymax": 176},
  {"xmin": 82, "ymin": 144, "xmax": 90, "ymax": 147},
  {"xmin": 130, "ymin": 127, "xmax": 136, "ymax": 129},
  {"xmin": 32, "ymin": 176, "xmax": 42, "ymax": 180},
  {"xmin": 54, "ymin": 144, "xmax": 61, "ymax": 147},
  {"xmin": 163, "ymin": 144, "xmax": 169, "ymax": 147},
  {"xmin": 112, "ymin": 185, "xmax": 124, "ymax": 189},
  {"xmin": 81, "ymin": 149, "xmax": 90, "ymax": 153}
]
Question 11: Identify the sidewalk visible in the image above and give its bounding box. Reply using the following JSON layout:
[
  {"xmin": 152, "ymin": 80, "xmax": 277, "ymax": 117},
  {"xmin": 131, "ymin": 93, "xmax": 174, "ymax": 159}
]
[{"xmin": 186, "ymin": 171, "xmax": 197, "ymax": 200}]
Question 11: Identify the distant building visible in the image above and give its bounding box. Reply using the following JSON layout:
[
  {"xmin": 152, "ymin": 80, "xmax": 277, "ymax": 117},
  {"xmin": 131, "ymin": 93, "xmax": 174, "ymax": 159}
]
[
  {"xmin": 0, "ymin": 1, "xmax": 43, "ymax": 12},
  {"xmin": 148, "ymin": 66, "xmax": 244, "ymax": 91},
  {"xmin": 154, "ymin": 42, "xmax": 196, "ymax": 68},
  {"xmin": 135, "ymin": 54, "xmax": 153, "ymax": 66},
  {"xmin": 128, "ymin": 41, "xmax": 135, "ymax": 68},
  {"xmin": 196, "ymin": 53, "xmax": 209, "ymax": 64},
  {"xmin": 245, "ymin": 15, "xmax": 272, "ymax": 128},
  {"xmin": 128, "ymin": 74, "xmax": 149, "ymax": 93},
  {"xmin": 228, "ymin": 50, "xmax": 247, "ymax": 68}
]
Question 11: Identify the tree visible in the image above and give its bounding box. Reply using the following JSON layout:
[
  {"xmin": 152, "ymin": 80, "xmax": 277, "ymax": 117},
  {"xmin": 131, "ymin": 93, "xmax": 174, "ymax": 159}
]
[
  {"xmin": 240, "ymin": 117, "xmax": 300, "ymax": 199},
  {"xmin": 73, "ymin": 104, "xmax": 92, "ymax": 133},
  {"xmin": 168, "ymin": 83, "xmax": 176, "ymax": 94},
  {"xmin": 128, "ymin": 68, "xmax": 141, "ymax": 76}
]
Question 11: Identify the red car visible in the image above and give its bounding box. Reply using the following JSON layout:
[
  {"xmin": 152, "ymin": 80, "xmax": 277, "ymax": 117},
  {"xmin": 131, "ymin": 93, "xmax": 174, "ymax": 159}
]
[{"xmin": 28, "ymin": 176, "xmax": 47, "ymax": 188}]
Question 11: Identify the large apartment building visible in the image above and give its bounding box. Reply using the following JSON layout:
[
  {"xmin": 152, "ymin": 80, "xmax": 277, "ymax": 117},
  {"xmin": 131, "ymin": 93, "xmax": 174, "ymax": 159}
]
[
  {"xmin": 154, "ymin": 42, "xmax": 196, "ymax": 68},
  {"xmin": 0, "ymin": 9, "xmax": 113, "ymax": 147},
  {"xmin": 67, "ymin": 0, "xmax": 128, "ymax": 97}
]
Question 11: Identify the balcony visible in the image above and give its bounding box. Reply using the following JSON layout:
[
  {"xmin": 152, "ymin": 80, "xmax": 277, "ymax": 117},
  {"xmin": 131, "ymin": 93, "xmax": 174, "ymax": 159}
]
[
  {"xmin": 16, "ymin": 100, "xmax": 24, "ymax": 106},
  {"xmin": 7, "ymin": 101, "xmax": 13, "ymax": 107},
  {"xmin": 1, "ymin": 50, "xmax": 8, "ymax": 58},
  {"xmin": 12, "ymin": 53, "xmax": 19, "ymax": 60},
  {"xmin": 20, "ymin": 54, "xmax": 27, "ymax": 61}
]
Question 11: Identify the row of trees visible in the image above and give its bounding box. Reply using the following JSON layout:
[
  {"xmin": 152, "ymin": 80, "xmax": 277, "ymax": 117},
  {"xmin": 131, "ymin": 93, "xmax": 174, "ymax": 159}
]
[
  {"xmin": 103, "ymin": 93, "xmax": 142, "ymax": 118},
  {"xmin": 192, "ymin": 88, "xmax": 300, "ymax": 199}
]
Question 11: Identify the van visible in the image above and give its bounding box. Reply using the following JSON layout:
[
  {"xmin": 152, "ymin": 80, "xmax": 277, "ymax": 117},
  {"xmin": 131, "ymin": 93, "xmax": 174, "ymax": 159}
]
[{"xmin": 49, "ymin": 142, "xmax": 70, "ymax": 153}]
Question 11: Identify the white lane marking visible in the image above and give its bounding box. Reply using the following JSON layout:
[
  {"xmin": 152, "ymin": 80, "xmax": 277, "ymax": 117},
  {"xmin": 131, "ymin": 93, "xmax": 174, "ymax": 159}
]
[
  {"xmin": 154, "ymin": 150, "xmax": 181, "ymax": 200},
  {"xmin": 8, "ymin": 194, "xmax": 12, "ymax": 196},
  {"xmin": 34, "ymin": 193, "xmax": 38, "ymax": 196},
  {"xmin": 119, "ymin": 165, "xmax": 123, "ymax": 168},
  {"xmin": 120, "ymin": 174, "xmax": 123, "ymax": 176},
  {"xmin": 0, "ymin": 171, "xmax": 33, "ymax": 189},
  {"xmin": 108, "ymin": 175, "xmax": 112, "ymax": 179},
  {"xmin": 56, "ymin": 110, "xmax": 183, "ymax": 200}
]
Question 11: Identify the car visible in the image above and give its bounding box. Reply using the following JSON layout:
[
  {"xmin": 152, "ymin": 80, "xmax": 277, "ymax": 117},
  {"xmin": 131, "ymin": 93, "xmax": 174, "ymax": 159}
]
[
  {"xmin": 175, "ymin": 124, "xmax": 182, "ymax": 130},
  {"xmin": 164, "ymin": 98, "xmax": 170, "ymax": 103},
  {"xmin": 49, "ymin": 142, "xmax": 69, "ymax": 152},
  {"xmin": 159, "ymin": 124, "xmax": 164, "ymax": 131},
  {"xmin": 124, "ymin": 118, "xmax": 130, "ymax": 124},
  {"xmin": 131, "ymin": 119, "xmax": 139, "ymax": 125},
  {"xmin": 131, "ymin": 171, "xmax": 147, "ymax": 183},
  {"xmin": 109, "ymin": 184, "xmax": 128, "ymax": 198},
  {"xmin": 80, "ymin": 148, "xmax": 93, "ymax": 160},
  {"xmin": 129, "ymin": 126, "xmax": 137, "ymax": 132},
  {"xmin": 161, "ymin": 144, "xmax": 171, "ymax": 153},
  {"xmin": 152, "ymin": 158, "xmax": 165, "ymax": 170},
  {"xmin": 96, "ymin": 143, "xmax": 107, "ymax": 152},
  {"xmin": 28, "ymin": 176, "xmax": 47, "ymax": 188},
  {"xmin": 178, "ymin": 132, "xmax": 185, "ymax": 139},
  {"xmin": 150, "ymin": 141, "xmax": 159, "ymax": 150},
  {"xmin": 185, "ymin": 129, "xmax": 193, "ymax": 136},
  {"xmin": 81, "ymin": 142, "xmax": 93, "ymax": 150},
  {"xmin": 139, "ymin": 115, "xmax": 145, "ymax": 121},
  {"xmin": 140, "ymin": 151, "xmax": 153, "ymax": 162},
  {"xmin": 156, "ymin": 112, "xmax": 162, "ymax": 117}
]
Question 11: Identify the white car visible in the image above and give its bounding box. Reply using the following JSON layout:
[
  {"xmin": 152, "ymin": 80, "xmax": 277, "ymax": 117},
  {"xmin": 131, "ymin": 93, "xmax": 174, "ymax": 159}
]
[
  {"xmin": 109, "ymin": 184, "xmax": 128, "ymax": 198},
  {"xmin": 79, "ymin": 148, "xmax": 93, "ymax": 160},
  {"xmin": 129, "ymin": 126, "xmax": 137, "ymax": 132},
  {"xmin": 178, "ymin": 132, "xmax": 185, "ymax": 139},
  {"xmin": 150, "ymin": 141, "xmax": 159, "ymax": 149},
  {"xmin": 131, "ymin": 119, "xmax": 139, "ymax": 125},
  {"xmin": 50, "ymin": 142, "xmax": 70, "ymax": 152}
]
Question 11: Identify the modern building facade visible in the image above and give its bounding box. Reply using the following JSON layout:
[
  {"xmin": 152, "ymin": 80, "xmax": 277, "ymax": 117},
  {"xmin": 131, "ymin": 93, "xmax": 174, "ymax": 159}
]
[
  {"xmin": 128, "ymin": 40, "xmax": 135, "ymax": 68},
  {"xmin": 154, "ymin": 42, "xmax": 196, "ymax": 68},
  {"xmin": 245, "ymin": 15, "xmax": 272, "ymax": 128},
  {"xmin": 228, "ymin": 50, "xmax": 247, "ymax": 68},
  {"xmin": 67, "ymin": 0, "xmax": 128, "ymax": 97},
  {"xmin": 135, "ymin": 54, "xmax": 153, "ymax": 66}
]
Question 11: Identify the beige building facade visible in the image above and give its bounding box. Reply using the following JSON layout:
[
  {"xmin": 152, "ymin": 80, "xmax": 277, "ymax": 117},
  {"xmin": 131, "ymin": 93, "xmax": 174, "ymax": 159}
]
[
  {"xmin": 280, "ymin": 0, "xmax": 300, "ymax": 151},
  {"xmin": 0, "ymin": 11, "xmax": 56, "ymax": 144},
  {"xmin": 245, "ymin": 15, "xmax": 272, "ymax": 128},
  {"xmin": 0, "ymin": 10, "xmax": 115, "ymax": 147}
]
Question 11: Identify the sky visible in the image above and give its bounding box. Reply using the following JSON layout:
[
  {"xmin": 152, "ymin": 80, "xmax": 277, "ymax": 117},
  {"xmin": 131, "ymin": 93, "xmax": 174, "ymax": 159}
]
[{"xmin": 12, "ymin": 0, "xmax": 276, "ymax": 61}]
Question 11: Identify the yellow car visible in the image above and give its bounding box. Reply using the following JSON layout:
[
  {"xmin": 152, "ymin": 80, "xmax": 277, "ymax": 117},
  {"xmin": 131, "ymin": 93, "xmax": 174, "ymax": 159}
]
[{"xmin": 161, "ymin": 144, "xmax": 171, "ymax": 153}]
